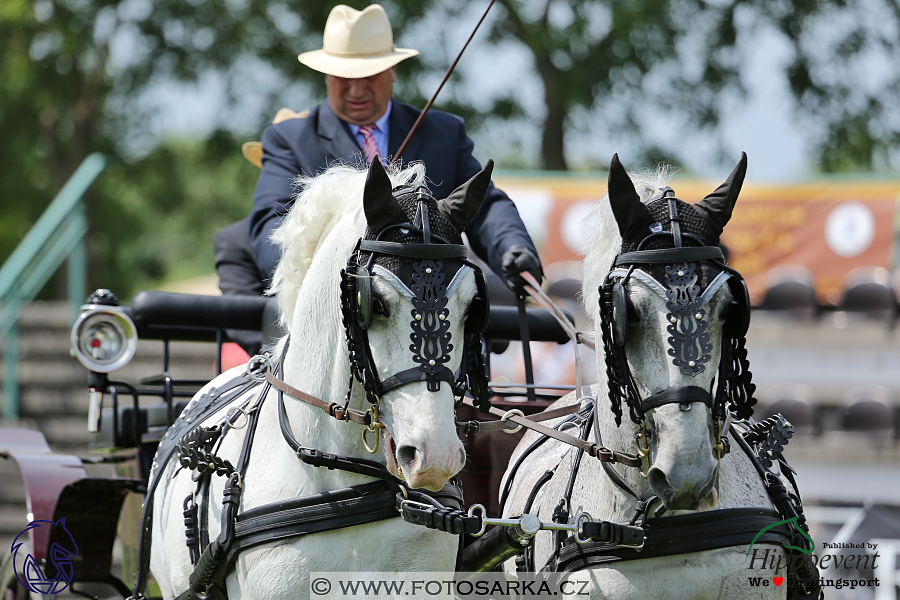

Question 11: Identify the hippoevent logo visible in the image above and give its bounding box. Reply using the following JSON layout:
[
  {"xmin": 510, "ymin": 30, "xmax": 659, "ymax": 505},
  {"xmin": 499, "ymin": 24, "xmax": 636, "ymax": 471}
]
[
  {"xmin": 746, "ymin": 516, "xmax": 815, "ymax": 558},
  {"xmin": 11, "ymin": 518, "xmax": 79, "ymax": 595},
  {"xmin": 745, "ymin": 517, "xmax": 882, "ymax": 591}
]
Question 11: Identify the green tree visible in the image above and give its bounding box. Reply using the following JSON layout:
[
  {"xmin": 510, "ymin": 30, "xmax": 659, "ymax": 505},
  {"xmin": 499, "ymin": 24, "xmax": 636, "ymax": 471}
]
[
  {"xmin": 0, "ymin": 0, "xmax": 439, "ymax": 297},
  {"xmin": 94, "ymin": 132, "xmax": 260, "ymax": 298},
  {"xmin": 468, "ymin": 0, "xmax": 900, "ymax": 172},
  {"xmin": 4, "ymin": 0, "xmax": 899, "ymax": 299}
]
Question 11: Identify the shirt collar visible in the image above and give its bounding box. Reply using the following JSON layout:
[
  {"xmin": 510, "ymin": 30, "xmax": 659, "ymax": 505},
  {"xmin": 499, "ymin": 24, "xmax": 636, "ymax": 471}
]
[{"xmin": 347, "ymin": 100, "xmax": 392, "ymax": 134}]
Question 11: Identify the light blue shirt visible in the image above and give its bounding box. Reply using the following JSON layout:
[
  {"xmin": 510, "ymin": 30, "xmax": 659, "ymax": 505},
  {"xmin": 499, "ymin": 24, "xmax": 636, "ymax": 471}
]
[{"xmin": 348, "ymin": 101, "xmax": 392, "ymax": 160}]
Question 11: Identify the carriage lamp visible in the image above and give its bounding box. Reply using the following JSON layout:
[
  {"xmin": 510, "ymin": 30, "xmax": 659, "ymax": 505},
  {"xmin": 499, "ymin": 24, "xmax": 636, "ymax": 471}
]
[{"xmin": 71, "ymin": 290, "xmax": 139, "ymax": 431}]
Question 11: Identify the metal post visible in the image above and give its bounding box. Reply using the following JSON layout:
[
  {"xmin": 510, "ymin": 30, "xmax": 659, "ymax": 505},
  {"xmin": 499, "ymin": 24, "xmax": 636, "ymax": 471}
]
[
  {"xmin": 68, "ymin": 212, "xmax": 88, "ymax": 325},
  {"xmin": 3, "ymin": 317, "xmax": 20, "ymax": 421}
]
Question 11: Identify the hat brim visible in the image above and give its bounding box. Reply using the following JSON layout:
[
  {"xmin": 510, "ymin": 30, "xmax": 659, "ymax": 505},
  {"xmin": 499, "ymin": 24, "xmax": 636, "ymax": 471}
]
[
  {"xmin": 242, "ymin": 142, "xmax": 263, "ymax": 169},
  {"xmin": 298, "ymin": 48, "xmax": 418, "ymax": 79}
]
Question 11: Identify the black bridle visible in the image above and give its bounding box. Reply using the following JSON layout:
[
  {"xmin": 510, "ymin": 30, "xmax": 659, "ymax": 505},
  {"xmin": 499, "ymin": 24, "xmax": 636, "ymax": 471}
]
[
  {"xmin": 597, "ymin": 188, "xmax": 756, "ymax": 429},
  {"xmin": 339, "ymin": 185, "xmax": 491, "ymax": 412}
]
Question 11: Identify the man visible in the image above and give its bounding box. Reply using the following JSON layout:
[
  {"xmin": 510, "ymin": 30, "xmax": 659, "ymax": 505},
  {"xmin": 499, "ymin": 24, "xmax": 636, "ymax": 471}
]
[{"xmin": 248, "ymin": 4, "xmax": 542, "ymax": 293}]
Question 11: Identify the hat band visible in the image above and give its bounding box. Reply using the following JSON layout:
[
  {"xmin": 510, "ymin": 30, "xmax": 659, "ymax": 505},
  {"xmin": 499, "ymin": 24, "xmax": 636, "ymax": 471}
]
[{"xmin": 322, "ymin": 46, "xmax": 398, "ymax": 59}]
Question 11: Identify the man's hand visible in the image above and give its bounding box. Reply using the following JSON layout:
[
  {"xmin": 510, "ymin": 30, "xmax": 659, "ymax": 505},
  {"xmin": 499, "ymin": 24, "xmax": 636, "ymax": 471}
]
[{"xmin": 501, "ymin": 244, "xmax": 543, "ymax": 296}]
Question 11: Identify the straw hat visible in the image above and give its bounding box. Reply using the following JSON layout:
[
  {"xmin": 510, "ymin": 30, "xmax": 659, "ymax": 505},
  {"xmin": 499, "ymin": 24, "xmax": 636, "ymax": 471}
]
[
  {"xmin": 242, "ymin": 108, "xmax": 311, "ymax": 168},
  {"xmin": 298, "ymin": 4, "xmax": 418, "ymax": 79}
]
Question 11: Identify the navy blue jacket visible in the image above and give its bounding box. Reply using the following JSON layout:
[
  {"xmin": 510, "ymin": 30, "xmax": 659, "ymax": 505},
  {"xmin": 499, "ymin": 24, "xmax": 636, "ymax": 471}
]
[{"xmin": 249, "ymin": 101, "xmax": 537, "ymax": 280}]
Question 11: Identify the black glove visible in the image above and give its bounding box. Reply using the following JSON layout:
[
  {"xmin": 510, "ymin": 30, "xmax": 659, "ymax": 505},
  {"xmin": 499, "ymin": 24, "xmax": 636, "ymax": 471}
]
[{"xmin": 501, "ymin": 244, "xmax": 543, "ymax": 296}]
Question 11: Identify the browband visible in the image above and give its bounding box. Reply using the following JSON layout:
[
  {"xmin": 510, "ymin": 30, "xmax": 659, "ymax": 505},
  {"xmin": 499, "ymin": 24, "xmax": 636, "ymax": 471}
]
[
  {"xmin": 359, "ymin": 240, "xmax": 469, "ymax": 259},
  {"xmin": 615, "ymin": 246, "xmax": 724, "ymax": 266}
]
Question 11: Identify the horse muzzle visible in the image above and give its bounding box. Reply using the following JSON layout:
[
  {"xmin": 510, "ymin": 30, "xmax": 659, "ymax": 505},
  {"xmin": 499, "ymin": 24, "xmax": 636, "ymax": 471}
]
[
  {"xmin": 384, "ymin": 426, "xmax": 465, "ymax": 492},
  {"xmin": 644, "ymin": 400, "xmax": 720, "ymax": 511}
]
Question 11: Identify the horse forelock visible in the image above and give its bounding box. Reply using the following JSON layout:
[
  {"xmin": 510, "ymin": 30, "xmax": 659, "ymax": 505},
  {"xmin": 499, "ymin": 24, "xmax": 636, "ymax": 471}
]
[
  {"xmin": 269, "ymin": 161, "xmax": 428, "ymax": 328},
  {"xmin": 580, "ymin": 165, "xmax": 673, "ymax": 326}
]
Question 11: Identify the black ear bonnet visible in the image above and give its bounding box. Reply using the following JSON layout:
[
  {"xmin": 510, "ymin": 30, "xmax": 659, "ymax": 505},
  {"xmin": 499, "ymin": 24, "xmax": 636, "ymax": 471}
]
[
  {"xmin": 340, "ymin": 177, "xmax": 490, "ymax": 411},
  {"xmin": 599, "ymin": 155, "xmax": 755, "ymax": 426}
]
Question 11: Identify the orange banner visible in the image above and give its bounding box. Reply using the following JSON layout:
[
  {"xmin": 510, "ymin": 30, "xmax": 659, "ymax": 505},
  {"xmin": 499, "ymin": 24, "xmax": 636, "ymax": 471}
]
[{"xmin": 494, "ymin": 174, "xmax": 900, "ymax": 305}]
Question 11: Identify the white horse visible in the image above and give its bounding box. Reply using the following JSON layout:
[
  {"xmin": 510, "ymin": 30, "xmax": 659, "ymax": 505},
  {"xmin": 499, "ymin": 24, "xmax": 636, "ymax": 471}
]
[
  {"xmin": 500, "ymin": 154, "xmax": 802, "ymax": 599},
  {"xmin": 146, "ymin": 159, "xmax": 492, "ymax": 600}
]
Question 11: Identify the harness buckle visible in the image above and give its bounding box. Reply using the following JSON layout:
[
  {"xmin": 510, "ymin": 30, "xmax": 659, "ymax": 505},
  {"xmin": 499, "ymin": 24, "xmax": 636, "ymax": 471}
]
[
  {"xmin": 362, "ymin": 404, "xmax": 385, "ymax": 454},
  {"xmin": 328, "ymin": 403, "xmax": 349, "ymax": 421}
]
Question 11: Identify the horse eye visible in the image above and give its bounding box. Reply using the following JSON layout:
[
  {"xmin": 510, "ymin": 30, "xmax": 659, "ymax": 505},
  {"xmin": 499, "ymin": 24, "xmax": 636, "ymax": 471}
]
[{"xmin": 372, "ymin": 297, "xmax": 389, "ymax": 317}]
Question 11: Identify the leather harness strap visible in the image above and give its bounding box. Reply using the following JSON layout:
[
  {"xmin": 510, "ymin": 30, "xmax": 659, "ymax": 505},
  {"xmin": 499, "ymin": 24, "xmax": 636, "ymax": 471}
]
[
  {"xmin": 165, "ymin": 345, "xmax": 469, "ymax": 600},
  {"xmin": 640, "ymin": 385, "xmax": 712, "ymax": 413},
  {"xmin": 220, "ymin": 481, "xmax": 402, "ymax": 570},
  {"xmin": 130, "ymin": 374, "xmax": 262, "ymax": 599},
  {"xmin": 615, "ymin": 246, "xmax": 724, "ymax": 266},
  {"xmin": 463, "ymin": 400, "xmax": 642, "ymax": 468},
  {"xmin": 457, "ymin": 401, "xmax": 582, "ymax": 435},
  {"xmin": 548, "ymin": 507, "xmax": 791, "ymax": 572},
  {"xmin": 358, "ymin": 240, "xmax": 469, "ymax": 259},
  {"xmin": 380, "ymin": 366, "xmax": 455, "ymax": 394},
  {"xmin": 265, "ymin": 370, "xmax": 371, "ymax": 426},
  {"xmin": 265, "ymin": 365, "xmax": 612, "ymax": 469}
]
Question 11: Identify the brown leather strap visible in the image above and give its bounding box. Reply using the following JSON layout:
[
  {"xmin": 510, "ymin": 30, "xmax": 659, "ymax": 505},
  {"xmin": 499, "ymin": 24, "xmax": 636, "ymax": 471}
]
[
  {"xmin": 458, "ymin": 403, "xmax": 581, "ymax": 434},
  {"xmin": 458, "ymin": 400, "xmax": 642, "ymax": 468},
  {"xmin": 265, "ymin": 371, "xmax": 371, "ymax": 426}
]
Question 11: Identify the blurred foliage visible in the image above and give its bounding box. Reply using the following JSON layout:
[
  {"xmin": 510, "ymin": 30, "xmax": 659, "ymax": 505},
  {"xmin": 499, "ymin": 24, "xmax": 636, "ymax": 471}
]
[
  {"xmin": 0, "ymin": 0, "xmax": 439, "ymax": 298},
  {"xmin": 92, "ymin": 132, "xmax": 259, "ymax": 299},
  {"xmin": 2, "ymin": 0, "xmax": 899, "ymax": 298},
  {"xmin": 471, "ymin": 0, "xmax": 900, "ymax": 171}
]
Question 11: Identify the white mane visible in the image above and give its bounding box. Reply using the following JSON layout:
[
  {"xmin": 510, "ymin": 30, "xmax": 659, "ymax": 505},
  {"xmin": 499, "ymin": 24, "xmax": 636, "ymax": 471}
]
[
  {"xmin": 268, "ymin": 161, "xmax": 428, "ymax": 325},
  {"xmin": 579, "ymin": 165, "xmax": 674, "ymax": 325}
]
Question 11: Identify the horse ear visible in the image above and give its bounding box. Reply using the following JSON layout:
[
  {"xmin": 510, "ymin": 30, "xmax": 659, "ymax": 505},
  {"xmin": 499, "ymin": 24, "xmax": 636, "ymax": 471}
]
[
  {"xmin": 363, "ymin": 159, "xmax": 405, "ymax": 236},
  {"xmin": 693, "ymin": 152, "xmax": 747, "ymax": 236},
  {"xmin": 437, "ymin": 159, "xmax": 493, "ymax": 231},
  {"xmin": 608, "ymin": 154, "xmax": 654, "ymax": 241}
]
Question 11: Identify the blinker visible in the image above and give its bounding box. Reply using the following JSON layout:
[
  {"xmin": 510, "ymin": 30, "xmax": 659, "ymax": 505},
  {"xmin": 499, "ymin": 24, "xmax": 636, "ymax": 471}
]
[
  {"xmin": 611, "ymin": 282, "xmax": 628, "ymax": 347},
  {"xmin": 355, "ymin": 264, "xmax": 372, "ymax": 330}
]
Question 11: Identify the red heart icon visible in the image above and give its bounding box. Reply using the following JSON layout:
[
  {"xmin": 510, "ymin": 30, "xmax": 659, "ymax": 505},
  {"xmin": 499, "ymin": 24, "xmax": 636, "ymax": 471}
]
[{"xmin": 773, "ymin": 577, "xmax": 784, "ymax": 587}]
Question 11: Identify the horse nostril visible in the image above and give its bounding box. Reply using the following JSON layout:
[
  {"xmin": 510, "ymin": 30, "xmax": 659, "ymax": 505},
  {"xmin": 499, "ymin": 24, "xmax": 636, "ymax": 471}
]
[
  {"xmin": 647, "ymin": 467, "xmax": 672, "ymax": 497},
  {"xmin": 396, "ymin": 445, "xmax": 418, "ymax": 467}
]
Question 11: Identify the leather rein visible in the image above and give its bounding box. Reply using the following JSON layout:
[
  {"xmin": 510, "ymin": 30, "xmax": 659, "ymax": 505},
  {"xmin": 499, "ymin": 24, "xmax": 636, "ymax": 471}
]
[{"xmin": 265, "ymin": 355, "xmax": 642, "ymax": 469}]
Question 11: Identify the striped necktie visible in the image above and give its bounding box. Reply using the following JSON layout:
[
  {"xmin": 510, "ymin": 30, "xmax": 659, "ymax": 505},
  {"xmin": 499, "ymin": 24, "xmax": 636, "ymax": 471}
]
[{"xmin": 359, "ymin": 124, "xmax": 380, "ymax": 163}]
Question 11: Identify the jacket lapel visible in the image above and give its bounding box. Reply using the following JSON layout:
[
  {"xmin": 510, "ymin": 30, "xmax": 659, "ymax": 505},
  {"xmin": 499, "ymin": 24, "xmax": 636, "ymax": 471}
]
[{"xmin": 317, "ymin": 103, "xmax": 364, "ymax": 164}]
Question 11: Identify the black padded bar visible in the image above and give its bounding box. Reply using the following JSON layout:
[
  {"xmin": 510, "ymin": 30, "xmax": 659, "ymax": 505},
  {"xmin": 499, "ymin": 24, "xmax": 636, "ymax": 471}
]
[
  {"xmin": 126, "ymin": 292, "xmax": 573, "ymax": 345},
  {"xmin": 130, "ymin": 291, "xmax": 269, "ymax": 342},
  {"xmin": 484, "ymin": 306, "xmax": 574, "ymax": 344}
]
